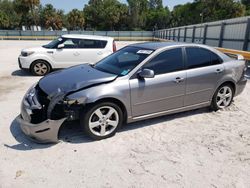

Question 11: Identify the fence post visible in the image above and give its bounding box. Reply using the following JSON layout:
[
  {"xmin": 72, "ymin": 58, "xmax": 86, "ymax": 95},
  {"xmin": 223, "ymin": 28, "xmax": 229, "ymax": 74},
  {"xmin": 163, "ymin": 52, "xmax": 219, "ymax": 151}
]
[
  {"xmin": 173, "ymin": 29, "xmax": 175, "ymax": 41},
  {"xmin": 184, "ymin": 27, "xmax": 187, "ymax": 42},
  {"xmin": 178, "ymin": 28, "xmax": 181, "ymax": 41},
  {"xmin": 203, "ymin": 24, "xmax": 208, "ymax": 44},
  {"xmin": 243, "ymin": 18, "xmax": 250, "ymax": 51},
  {"xmin": 218, "ymin": 22, "xmax": 225, "ymax": 47},
  {"xmin": 19, "ymin": 30, "xmax": 21, "ymax": 40},
  {"xmin": 192, "ymin": 26, "xmax": 196, "ymax": 43}
]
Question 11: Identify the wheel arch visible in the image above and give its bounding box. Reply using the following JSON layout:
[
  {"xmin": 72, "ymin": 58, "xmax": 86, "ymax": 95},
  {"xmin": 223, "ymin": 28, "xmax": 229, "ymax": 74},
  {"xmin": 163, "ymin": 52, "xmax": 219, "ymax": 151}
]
[
  {"xmin": 217, "ymin": 81, "xmax": 236, "ymax": 95},
  {"xmin": 90, "ymin": 97, "xmax": 128, "ymax": 123},
  {"xmin": 30, "ymin": 59, "xmax": 52, "ymax": 71}
]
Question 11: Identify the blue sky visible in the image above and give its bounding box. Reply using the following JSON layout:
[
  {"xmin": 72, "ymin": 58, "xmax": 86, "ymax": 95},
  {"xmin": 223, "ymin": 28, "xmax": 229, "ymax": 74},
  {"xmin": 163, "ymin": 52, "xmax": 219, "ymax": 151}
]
[{"xmin": 40, "ymin": 0, "xmax": 192, "ymax": 13}]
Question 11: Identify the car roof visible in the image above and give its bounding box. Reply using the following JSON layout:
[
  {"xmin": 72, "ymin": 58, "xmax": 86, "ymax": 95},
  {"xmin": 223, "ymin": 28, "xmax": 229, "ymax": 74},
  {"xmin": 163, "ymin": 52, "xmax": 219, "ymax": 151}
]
[
  {"xmin": 129, "ymin": 41, "xmax": 231, "ymax": 61},
  {"xmin": 61, "ymin": 34, "xmax": 113, "ymax": 41},
  {"xmin": 129, "ymin": 41, "xmax": 211, "ymax": 50},
  {"xmin": 129, "ymin": 42, "xmax": 187, "ymax": 50}
]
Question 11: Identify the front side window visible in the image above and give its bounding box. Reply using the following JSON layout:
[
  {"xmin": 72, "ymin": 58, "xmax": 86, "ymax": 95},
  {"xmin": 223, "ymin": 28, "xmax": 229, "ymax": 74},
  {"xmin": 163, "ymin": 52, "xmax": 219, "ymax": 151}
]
[
  {"xmin": 143, "ymin": 48, "xmax": 184, "ymax": 75},
  {"xmin": 186, "ymin": 47, "xmax": 222, "ymax": 69},
  {"xmin": 94, "ymin": 46, "xmax": 153, "ymax": 76},
  {"xmin": 62, "ymin": 38, "xmax": 79, "ymax": 48},
  {"xmin": 42, "ymin": 37, "xmax": 62, "ymax": 49}
]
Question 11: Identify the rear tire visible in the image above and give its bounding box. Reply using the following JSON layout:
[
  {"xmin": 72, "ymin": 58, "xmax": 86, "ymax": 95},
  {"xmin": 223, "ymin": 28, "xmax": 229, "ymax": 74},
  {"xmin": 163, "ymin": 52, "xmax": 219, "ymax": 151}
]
[
  {"xmin": 31, "ymin": 60, "xmax": 51, "ymax": 76},
  {"xmin": 210, "ymin": 84, "xmax": 234, "ymax": 111},
  {"xmin": 80, "ymin": 102, "xmax": 123, "ymax": 140}
]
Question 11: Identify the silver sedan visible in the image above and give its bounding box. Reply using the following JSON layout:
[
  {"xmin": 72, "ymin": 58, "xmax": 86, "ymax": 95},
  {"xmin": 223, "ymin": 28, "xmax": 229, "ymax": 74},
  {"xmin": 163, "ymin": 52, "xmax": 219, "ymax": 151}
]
[{"xmin": 17, "ymin": 42, "xmax": 248, "ymax": 143}]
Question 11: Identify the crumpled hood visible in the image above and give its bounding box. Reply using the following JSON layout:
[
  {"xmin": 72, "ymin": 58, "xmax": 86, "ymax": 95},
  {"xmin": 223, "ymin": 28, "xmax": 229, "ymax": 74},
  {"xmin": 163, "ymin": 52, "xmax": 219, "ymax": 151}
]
[{"xmin": 38, "ymin": 64, "xmax": 117, "ymax": 96}]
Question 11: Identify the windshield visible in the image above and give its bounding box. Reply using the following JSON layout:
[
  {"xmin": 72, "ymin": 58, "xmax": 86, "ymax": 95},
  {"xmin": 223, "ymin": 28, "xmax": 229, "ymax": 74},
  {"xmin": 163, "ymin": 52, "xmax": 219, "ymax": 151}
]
[
  {"xmin": 43, "ymin": 37, "xmax": 63, "ymax": 49},
  {"xmin": 94, "ymin": 46, "xmax": 153, "ymax": 76}
]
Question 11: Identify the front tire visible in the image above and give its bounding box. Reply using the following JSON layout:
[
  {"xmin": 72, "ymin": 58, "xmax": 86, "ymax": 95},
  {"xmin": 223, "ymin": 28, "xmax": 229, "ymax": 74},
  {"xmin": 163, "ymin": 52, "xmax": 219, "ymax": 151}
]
[
  {"xmin": 80, "ymin": 102, "xmax": 123, "ymax": 140},
  {"xmin": 211, "ymin": 84, "xmax": 234, "ymax": 111},
  {"xmin": 31, "ymin": 60, "xmax": 51, "ymax": 76}
]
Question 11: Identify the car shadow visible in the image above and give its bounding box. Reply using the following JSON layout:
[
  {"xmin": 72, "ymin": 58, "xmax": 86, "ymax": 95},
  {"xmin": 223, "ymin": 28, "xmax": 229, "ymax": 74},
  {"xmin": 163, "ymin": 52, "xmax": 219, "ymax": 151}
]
[
  {"xmin": 5, "ymin": 108, "xmax": 209, "ymax": 151},
  {"xmin": 121, "ymin": 107, "xmax": 208, "ymax": 132},
  {"xmin": 11, "ymin": 69, "xmax": 62, "ymax": 77},
  {"xmin": 4, "ymin": 118, "xmax": 93, "ymax": 151},
  {"xmin": 11, "ymin": 70, "xmax": 33, "ymax": 77}
]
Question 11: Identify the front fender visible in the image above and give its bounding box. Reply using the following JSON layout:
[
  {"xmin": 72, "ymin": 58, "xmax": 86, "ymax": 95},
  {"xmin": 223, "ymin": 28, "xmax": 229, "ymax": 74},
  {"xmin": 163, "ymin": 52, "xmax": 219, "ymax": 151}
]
[
  {"xmin": 30, "ymin": 53, "xmax": 55, "ymax": 68},
  {"xmin": 67, "ymin": 79, "xmax": 132, "ymax": 118}
]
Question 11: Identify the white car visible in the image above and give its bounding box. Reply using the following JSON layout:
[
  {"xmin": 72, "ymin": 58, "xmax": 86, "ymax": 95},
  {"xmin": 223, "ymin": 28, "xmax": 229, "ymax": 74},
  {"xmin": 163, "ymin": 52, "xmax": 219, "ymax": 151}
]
[{"xmin": 18, "ymin": 34, "xmax": 116, "ymax": 76}]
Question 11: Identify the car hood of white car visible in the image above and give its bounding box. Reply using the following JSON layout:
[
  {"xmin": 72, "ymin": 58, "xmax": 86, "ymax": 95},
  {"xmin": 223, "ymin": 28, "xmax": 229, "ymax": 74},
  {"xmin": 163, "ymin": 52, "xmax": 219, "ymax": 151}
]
[{"xmin": 22, "ymin": 46, "xmax": 48, "ymax": 53}]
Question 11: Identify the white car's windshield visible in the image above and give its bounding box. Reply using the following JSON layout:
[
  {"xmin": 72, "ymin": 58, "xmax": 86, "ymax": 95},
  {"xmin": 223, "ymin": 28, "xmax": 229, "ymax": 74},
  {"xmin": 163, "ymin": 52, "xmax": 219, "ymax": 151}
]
[
  {"xmin": 43, "ymin": 37, "xmax": 63, "ymax": 49},
  {"xmin": 94, "ymin": 46, "xmax": 153, "ymax": 76}
]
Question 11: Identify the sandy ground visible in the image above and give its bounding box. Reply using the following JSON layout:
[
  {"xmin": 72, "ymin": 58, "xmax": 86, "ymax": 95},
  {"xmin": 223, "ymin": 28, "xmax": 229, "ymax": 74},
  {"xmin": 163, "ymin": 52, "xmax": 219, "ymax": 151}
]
[{"xmin": 0, "ymin": 40, "xmax": 250, "ymax": 188}]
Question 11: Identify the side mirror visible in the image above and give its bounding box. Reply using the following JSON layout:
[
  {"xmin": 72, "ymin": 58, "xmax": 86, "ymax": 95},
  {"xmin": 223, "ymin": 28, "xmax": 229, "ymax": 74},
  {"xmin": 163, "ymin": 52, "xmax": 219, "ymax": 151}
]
[
  {"xmin": 57, "ymin": 44, "xmax": 65, "ymax": 49},
  {"xmin": 138, "ymin": 69, "xmax": 155, "ymax": 79}
]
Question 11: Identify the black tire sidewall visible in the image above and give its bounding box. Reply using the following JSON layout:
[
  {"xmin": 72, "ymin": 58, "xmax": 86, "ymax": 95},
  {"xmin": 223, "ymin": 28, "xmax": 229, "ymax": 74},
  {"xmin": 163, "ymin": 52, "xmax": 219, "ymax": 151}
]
[
  {"xmin": 211, "ymin": 84, "xmax": 234, "ymax": 111},
  {"xmin": 31, "ymin": 60, "xmax": 51, "ymax": 76},
  {"xmin": 80, "ymin": 102, "xmax": 123, "ymax": 140}
]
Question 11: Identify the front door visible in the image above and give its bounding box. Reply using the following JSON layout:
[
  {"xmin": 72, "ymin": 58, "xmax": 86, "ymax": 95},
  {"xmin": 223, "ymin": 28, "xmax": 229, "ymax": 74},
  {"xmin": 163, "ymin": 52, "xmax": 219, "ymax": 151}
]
[
  {"xmin": 129, "ymin": 48, "xmax": 186, "ymax": 117},
  {"xmin": 52, "ymin": 38, "xmax": 82, "ymax": 68}
]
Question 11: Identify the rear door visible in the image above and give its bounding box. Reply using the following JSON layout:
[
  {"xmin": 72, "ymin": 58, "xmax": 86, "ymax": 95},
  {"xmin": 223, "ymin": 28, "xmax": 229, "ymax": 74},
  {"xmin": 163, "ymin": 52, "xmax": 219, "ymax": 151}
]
[
  {"xmin": 77, "ymin": 39, "xmax": 109, "ymax": 64},
  {"xmin": 129, "ymin": 48, "xmax": 186, "ymax": 117},
  {"xmin": 184, "ymin": 47, "xmax": 224, "ymax": 106}
]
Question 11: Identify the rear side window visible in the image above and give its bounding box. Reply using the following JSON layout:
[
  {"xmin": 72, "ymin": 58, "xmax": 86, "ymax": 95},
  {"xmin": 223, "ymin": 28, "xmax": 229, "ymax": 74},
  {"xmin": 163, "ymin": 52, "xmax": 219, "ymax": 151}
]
[
  {"xmin": 186, "ymin": 47, "xmax": 222, "ymax": 69},
  {"xmin": 143, "ymin": 48, "xmax": 183, "ymax": 75},
  {"xmin": 78, "ymin": 39, "xmax": 107, "ymax": 49},
  {"xmin": 211, "ymin": 52, "xmax": 223, "ymax": 65}
]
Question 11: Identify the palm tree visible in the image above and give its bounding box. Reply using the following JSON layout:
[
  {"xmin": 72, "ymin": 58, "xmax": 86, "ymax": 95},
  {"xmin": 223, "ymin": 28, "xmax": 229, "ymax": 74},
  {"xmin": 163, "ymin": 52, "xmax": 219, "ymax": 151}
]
[
  {"xmin": 24, "ymin": 0, "xmax": 40, "ymax": 26},
  {"xmin": 67, "ymin": 9, "xmax": 85, "ymax": 30}
]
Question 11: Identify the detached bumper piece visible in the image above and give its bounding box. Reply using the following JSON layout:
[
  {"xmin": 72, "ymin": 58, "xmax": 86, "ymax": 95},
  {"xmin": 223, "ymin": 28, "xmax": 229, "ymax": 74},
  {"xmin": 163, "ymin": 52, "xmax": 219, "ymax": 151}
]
[
  {"xmin": 18, "ymin": 86, "xmax": 66, "ymax": 143},
  {"xmin": 17, "ymin": 115, "xmax": 66, "ymax": 143}
]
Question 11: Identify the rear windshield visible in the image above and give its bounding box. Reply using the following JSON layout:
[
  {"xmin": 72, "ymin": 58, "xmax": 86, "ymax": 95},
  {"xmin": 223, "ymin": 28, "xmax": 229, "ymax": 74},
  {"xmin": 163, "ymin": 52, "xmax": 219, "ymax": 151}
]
[{"xmin": 94, "ymin": 46, "xmax": 154, "ymax": 76}]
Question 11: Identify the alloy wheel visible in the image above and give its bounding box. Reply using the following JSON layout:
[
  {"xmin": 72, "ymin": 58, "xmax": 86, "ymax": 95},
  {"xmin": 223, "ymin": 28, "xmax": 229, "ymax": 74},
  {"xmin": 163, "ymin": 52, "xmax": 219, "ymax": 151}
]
[
  {"xmin": 88, "ymin": 106, "xmax": 119, "ymax": 136},
  {"xmin": 34, "ymin": 62, "xmax": 48, "ymax": 76},
  {"xmin": 216, "ymin": 86, "xmax": 233, "ymax": 108}
]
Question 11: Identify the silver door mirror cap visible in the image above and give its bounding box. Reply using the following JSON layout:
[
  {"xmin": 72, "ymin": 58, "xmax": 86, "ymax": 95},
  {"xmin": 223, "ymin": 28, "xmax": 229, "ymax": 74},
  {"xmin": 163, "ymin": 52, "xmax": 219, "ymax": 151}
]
[
  {"xmin": 138, "ymin": 69, "xmax": 155, "ymax": 79},
  {"xmin": 57, "ymin": 44, "xmax": 65, "ymax": 49}
]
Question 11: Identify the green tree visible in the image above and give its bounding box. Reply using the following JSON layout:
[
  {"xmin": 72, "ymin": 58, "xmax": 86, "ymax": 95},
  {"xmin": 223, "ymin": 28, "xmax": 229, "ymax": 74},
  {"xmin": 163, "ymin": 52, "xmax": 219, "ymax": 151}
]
[
  {"xmin": 146, "ymin": 7, "xmax": 170, "ymax": 30},
  {"xmin": 13, "ymin": 0, "xmax": 40, "ymax": 28},
  {"xmin": 200, "ymin": 0, "xmax": 245, "ymax": 22},
  {"xmin": 170, "ymin": 0, "xmax": 245, "ymax": 27},
  {"xmin": 149, "ymin": 0, "xmax": 163, "ymax": 9},
  {"xmin": 0, "ymin": 0, "xmax": 20, "ymax": 29},
  {"xmin": 84, "ymin": 0, "xmax": 128, "ymax": 30},
  {"xmin": 242, "ymin": 0, "xmax": 250, "ymax": 15},
  {"xmin": 127, "ymin": 0, "xmax": 148, "ymax": 30},
  {"xmin": 67, "ymin": 9, "xmax": 85, "ymax": 30},
  {"xmin": 40, "ymin": 4, "xmax": 63, "ymax": 30},
  {"xmin": 101, "ymin": 0, "xmax": 128, "ymax": 30}
]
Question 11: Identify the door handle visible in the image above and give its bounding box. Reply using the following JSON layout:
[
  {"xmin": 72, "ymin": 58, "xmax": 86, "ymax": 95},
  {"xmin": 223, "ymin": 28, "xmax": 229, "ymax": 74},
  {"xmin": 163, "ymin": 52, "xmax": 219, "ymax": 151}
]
[
  {"xmin": 174, "ymin": 77, "xmax": 185, "ymax": 83},
  {"xmin": 47, "ymin": 51, "xmax": 54, "ymax": 54},
  {"xmin": 215, "ymin": 69, "xmax": 223, "ymax": 74},
  {"xmin": 73, "ymin": 52, "xmax": 80, "ymax": 56},
  {"xmin": 97, "ymin": 51, "xmax": 103, "ymax": 55}
]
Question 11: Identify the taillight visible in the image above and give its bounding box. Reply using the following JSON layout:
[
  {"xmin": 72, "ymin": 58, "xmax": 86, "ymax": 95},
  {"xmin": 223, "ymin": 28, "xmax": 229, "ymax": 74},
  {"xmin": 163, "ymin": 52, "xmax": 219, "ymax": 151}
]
[{"xmin": 113, "ymin": 41, "xmax": 116, "ymax": 52}]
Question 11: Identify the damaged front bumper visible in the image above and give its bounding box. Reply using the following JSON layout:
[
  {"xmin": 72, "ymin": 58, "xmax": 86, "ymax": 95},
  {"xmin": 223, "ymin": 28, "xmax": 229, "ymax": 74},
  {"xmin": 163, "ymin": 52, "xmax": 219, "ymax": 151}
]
[
  {"xmin": 17, "ymin": 115, "xmax": 66, "ymax": 143},
  {"xmin": 17, "ymin": 84, "xmax": 67, "ymax": 143}
]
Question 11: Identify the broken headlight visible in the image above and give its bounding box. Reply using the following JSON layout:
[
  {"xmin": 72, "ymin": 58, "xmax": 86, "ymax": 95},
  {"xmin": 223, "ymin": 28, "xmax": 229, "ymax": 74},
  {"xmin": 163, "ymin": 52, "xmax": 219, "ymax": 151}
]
[{"xmin": 64, "ymin": 95, "xmax": 87, "ymax": 105}]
